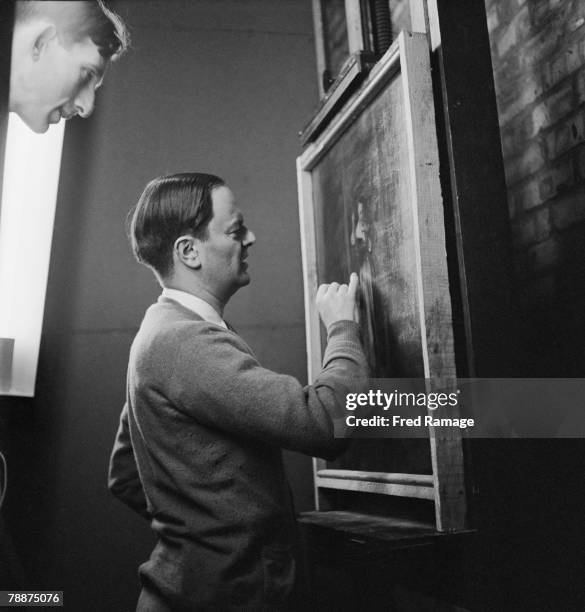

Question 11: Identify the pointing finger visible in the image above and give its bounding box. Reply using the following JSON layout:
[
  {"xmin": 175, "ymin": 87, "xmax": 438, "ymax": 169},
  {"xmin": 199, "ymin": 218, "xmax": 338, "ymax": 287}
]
[{"xmin": 348, "ymin": 272, "xmax": 359, "ymax": 296}]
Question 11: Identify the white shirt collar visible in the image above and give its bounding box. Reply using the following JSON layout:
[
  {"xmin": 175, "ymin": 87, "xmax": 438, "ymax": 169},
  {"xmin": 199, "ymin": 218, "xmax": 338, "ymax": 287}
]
[{"xmin": 161, "ymin": 288, "xmax": 227, "ymax": 329}]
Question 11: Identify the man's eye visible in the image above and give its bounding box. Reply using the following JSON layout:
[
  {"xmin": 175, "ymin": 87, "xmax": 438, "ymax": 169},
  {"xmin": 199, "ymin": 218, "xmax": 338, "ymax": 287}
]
[{"xmin": 81, "ymin": 68, "xmax": 96, "ymax": 85}]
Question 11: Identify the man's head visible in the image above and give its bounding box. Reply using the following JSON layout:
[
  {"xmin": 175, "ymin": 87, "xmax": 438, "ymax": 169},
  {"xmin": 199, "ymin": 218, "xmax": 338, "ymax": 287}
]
[
  {"xmin": 10, "ymin": 1, "xmax": 129, "ymax": 133},
  {"xmin": 130, "ymin": 173, "xmax": 256, "ymax": 305}
]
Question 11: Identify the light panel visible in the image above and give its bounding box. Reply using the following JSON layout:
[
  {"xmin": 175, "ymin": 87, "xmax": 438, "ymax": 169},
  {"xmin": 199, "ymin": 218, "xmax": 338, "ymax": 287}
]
[{"xmin": 0, "ymin": 113, "xmax": 65, "ymax": 396}]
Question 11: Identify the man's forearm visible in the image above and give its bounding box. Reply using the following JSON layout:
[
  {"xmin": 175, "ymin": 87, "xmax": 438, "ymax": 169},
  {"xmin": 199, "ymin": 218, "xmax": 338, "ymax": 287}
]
[{"xmin": 108, "ymin": 404, "xmax": 149, "ymax": 519}]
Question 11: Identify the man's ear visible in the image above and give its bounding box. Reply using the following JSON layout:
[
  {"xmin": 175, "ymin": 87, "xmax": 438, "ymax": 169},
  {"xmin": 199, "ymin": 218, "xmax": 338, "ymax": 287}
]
[
  {"xmin": 31, "ymin": 24, "xmax": 58, "ymax": 61},
  {"xmin": 173, "ymin": 235, "xmax": 201, "ymax": 269}
]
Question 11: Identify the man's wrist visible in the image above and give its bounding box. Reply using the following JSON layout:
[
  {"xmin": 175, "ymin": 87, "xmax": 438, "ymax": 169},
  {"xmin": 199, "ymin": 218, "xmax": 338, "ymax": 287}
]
[{"xmin": 326, "ymin": 319, "xmax": 360, "ymax": 339}]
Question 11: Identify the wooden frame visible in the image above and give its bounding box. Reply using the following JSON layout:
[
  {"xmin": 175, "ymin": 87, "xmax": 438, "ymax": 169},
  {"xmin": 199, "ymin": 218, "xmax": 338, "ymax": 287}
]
[
  {"xmin": 299, "ymin": 50, "xmax": 377, "ymax": 146},
  {"xmin": 312, "ymin": 0, "xmax": 371, "ymax": 97},
  {"xmin": 297, "ymin": 32, "xmax": 466, "ymax": 532},
  {"xmin": 304, "ymin": 1, "xmax": 429, "ymax": 144},
  {"xmin": 311, "ymin": 0, "xmax": 429, "ymax": 99}
]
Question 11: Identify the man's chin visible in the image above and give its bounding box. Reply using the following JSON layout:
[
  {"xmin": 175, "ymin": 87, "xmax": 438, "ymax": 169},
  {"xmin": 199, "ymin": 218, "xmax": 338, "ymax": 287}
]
[
  {"xmin": 19, "ymin": 115, "xmax": 50, "ymax": 134},
  {"xmin": 31, "ymin": 123, "xmax": 50, "ymax": 134}
]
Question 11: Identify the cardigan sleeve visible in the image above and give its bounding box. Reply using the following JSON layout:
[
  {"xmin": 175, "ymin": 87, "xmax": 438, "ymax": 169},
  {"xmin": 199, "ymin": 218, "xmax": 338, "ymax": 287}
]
[
  {"xmin": 164, "ymin": 319, "xmax": 369, "ymax": 460},
  {"xmin": 108, "ymin": 402, "xmax": 150, "ymax": 518}
]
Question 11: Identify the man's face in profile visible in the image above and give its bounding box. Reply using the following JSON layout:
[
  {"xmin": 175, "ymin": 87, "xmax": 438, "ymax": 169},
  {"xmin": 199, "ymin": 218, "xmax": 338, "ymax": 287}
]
[
  {"xmin": 16, "ymin": 35, "xmax": 106, "ymax": 133},
  {"xmin": 196, "ymin": 186, "xmax": 255, "ymax": 300}
]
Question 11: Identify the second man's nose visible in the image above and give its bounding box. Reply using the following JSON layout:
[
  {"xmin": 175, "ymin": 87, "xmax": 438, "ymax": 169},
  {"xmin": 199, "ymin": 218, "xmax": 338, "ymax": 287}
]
[{"xmin": 74, "ymin": 86, "xmax": 97, "ymax": 119}]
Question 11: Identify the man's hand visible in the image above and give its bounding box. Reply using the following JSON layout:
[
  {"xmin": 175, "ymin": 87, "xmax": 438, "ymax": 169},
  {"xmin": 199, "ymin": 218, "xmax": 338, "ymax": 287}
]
[{"xmin": 316, "ymin": 273, "xmax": 359, "ymax": 329}]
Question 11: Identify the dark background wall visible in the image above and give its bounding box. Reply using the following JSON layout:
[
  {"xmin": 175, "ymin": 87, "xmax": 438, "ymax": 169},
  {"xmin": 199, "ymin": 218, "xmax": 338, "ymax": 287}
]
[
  {"xmin": 485, "ymin": 0, "xmax": 585, "ymax": 376},
  {"xmin": 1, "ymin": 1, "xmax": 318, "ymax": 610}
]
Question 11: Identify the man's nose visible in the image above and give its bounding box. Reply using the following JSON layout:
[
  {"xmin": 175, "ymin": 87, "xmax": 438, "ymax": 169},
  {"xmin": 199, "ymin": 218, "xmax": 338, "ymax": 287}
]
[
  {"xmin": 243, "ymin": 230, "xmax": 256, "ymax": 247},
  {"xmin": 74, "ymin": 86, "xmax": 96, "ymax": 119}
]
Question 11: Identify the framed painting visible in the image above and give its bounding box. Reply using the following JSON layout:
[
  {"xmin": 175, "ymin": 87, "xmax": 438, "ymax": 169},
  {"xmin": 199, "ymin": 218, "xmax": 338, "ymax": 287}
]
[{"xmin": 297, "ymin": 32, "xmax": 466, "ymax": 531}]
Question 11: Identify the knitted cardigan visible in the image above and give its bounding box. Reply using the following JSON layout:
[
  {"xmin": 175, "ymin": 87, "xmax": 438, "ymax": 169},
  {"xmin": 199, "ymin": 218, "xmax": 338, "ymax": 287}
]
[{"xmin": 108, "ymin": 296, "xmax": 368, "ymax": 609}]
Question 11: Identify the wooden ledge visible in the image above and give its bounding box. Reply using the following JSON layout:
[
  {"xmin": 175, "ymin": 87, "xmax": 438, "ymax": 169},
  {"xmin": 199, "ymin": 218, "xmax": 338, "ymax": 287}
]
[{"xmin": 298, "ymin": 511, "xmax": 472, "ymax": 550}]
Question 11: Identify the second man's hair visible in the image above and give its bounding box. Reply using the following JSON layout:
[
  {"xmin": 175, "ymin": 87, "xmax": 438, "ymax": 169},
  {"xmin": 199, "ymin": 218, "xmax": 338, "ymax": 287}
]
[{"xmin": 15, "ymin": 0, "xmax": 130, "ymax": 60}]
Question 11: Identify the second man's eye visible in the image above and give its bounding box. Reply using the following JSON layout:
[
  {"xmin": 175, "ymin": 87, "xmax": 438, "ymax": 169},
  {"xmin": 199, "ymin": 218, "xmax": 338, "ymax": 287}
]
[{"xmin": 80, "ymin": 68, "xmax": 98, "ymax": 87}]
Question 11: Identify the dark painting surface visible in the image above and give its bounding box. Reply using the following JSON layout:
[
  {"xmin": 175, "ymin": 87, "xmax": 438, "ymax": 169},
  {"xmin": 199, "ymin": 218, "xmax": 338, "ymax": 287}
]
[{"xmin": 312, "ymin": 72, "xmax": 432, "ymax": 474}]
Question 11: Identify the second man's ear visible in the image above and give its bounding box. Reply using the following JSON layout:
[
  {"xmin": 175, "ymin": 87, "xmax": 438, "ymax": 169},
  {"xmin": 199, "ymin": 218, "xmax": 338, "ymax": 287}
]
[
  {"xmin": 32, "ymin": 24, "xmax": 58, "ymax": 60},
  {"xmin": 173, "ymin": 235, "xmax": 201, "ymax": 269}
]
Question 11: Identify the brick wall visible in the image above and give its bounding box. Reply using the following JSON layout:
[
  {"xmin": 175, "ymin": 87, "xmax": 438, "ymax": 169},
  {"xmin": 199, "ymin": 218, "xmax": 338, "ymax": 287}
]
[{"xmin": 486, "ymin": 0, "xmax": 585, "ymax": 374}]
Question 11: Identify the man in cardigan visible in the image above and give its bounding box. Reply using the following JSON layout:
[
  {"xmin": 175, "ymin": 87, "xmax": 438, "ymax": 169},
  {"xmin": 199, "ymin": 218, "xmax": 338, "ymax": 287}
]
[
  {"xmin": 9, "ymin": 0, "xmax": 128, "ymax": 134},
  {"xmin": 109, "ymin": 173, "xmax": 368, "ymax": 611}
]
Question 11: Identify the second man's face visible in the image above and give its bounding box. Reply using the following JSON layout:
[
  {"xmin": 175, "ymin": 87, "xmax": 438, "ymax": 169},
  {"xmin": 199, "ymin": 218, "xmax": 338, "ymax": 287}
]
[
  {"xmin": 197, "ymin": 186, "xmax": 256, "ymax": 300},
  {"xmin": 17, "ymin": 35, "xmax": 106, "ymax": 133}
]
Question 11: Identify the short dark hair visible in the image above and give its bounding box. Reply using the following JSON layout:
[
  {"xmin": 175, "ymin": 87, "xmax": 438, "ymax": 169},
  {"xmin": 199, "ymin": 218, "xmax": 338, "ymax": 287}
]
[
  {"xmin": 129, "ymin": 173, "xmax": 226, "ymax": 279},
  {"xmin": 15, "ymin": 0, "xmax": 130, "ymax": 60}
]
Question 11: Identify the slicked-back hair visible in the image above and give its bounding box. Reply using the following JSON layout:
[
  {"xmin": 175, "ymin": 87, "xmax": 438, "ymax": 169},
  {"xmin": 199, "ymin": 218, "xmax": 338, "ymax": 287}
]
[
  {"xmin": 129, "ymin": 173, "xmax": 226, "ymax": 280},
  {"xmin": 15, "ymin": 0, "xmax": 129, "ymax": 60}
]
